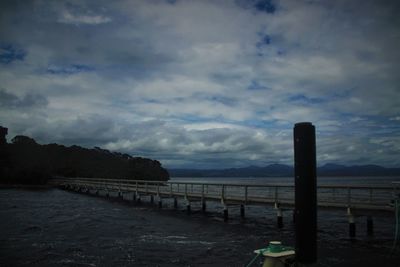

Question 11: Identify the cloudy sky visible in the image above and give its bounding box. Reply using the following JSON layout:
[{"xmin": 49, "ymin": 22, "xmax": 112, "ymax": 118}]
[{"xmin": 1, "ymin": 0, "xmax": 399, "ymax": 169}]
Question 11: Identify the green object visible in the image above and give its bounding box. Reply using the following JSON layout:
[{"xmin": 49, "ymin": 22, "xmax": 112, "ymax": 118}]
[
  {"xmin": 268, "ymin": 241, "xmax": 285, "ymax": 253},
  {"xmin": 246, "ymin": 241, "xmax": 294, "ymax": 267},
  {"xmin": 245, "ymin": 248, "xmax": 267, "ymax": 267}
]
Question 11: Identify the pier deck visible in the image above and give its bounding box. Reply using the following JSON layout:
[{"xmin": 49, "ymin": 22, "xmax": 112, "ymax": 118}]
[{"xmin": 51, "ymin": 177, "xmax": 397, "ymax": 212}]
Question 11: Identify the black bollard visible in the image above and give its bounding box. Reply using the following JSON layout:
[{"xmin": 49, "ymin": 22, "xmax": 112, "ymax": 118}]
[
  {"xmin": 186, "ymin": 202, "xmax": 191, "ymax": 215},
  {"xmin": 349, "ymin": 215, "xmax": 356, "ymax": 238},
  {"xmin": 223, "ymin": 205, "xmax": 229, "ymax": 222},
  {"xmin": 240, "ymin": 204, "xmax": 245, "ymax": 219},
  {"xmin": 367, "ymin": 216, "xmax": 374, "ymax": 236},
  {"xmin": 174, "ymin": 197, "xmax": 178, "ymax": 209},
  {"xmin": 158, "ymin": 198, "xmax": 162, "ymax": 209},
  {"xmin": 294, "ymin": 122, "xmax": 317, "ymax": 264},
  {"xmin": 277, "ymin": 208, "xmax": 283, "ymax": 228},
  {"xmin": 150, "ymin": 195, "xmax": 154, "ymax": 204},
  {"xmin": 202, "ymin": 201, "xmax": 207, "ymax": 213}
]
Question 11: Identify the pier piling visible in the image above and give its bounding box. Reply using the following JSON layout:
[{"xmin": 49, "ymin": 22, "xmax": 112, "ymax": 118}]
[
  {"xmin": 367, "ymin": 216, "xmax": 373, "ymax": 236},
  {"xmin": 158, "ymin": 197, "xmax": 162, "ymax": 209},
  {"xmin": 202, "ymin": 200, "xmax": 206, "ymax": 213},
  {"xmin": 53, "ymin": 172, "xmax": 394, "ymax": 235},
  {"xmin": 186, "ymin": 200, "xmax": 191, "ymax": 214},
  {"xmin": 277, "ymin": 208, "xmax": 283, "ymax": 228},
  {"xmin": 294, "ymin": 122, "xmax": 317, "ymax": 264},
  {"xmin": 223, "ymin": 205, "xmax": 228, "ymax": 222},
  {"xmin": 349, "ymin": 214, "xmax": 356, "ymax": 238}
]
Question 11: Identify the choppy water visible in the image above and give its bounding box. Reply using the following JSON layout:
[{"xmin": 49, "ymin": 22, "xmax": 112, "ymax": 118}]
[{"xmin": 1, "ymin": 184, "xmax": 400, "ymax": 266}]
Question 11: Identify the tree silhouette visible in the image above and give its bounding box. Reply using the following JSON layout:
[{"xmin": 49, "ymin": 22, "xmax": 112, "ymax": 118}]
[{"xmin": 0, "ymin": 127, "xmax": 169, "ymax": 184}]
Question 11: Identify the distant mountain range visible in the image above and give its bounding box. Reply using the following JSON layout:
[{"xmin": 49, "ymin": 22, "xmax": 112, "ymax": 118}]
[{"xmin": 169, "ymin": 163, "xmax": 400, "ymax": 177}]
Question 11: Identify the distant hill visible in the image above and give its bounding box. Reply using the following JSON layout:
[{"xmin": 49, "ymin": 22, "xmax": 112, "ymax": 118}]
[
  {"xmin": 317, "ymin": 163, "xmax": 400, "ymax": 176},
  {"xmin": 1, "ymin": 131, "xmax": 169, "ymax": 184},
  {"xmin": 169, "ymin": 163, "xmax": 400, "ymax": 177}
]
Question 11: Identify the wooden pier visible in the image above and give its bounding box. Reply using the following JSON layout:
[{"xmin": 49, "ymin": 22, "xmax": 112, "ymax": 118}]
[
  {"xmin": 51, "ymin": 177, "xmax": 397, "ymax": 212},
  {"xmin": 50, "ymin": 177, "xmax": 399, "ymax": 237}
]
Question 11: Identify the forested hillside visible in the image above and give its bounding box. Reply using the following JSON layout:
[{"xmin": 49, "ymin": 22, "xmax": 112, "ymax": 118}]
[{"xmin": 1, "ymin": 131, "xmax": 169, "ymax": 184}]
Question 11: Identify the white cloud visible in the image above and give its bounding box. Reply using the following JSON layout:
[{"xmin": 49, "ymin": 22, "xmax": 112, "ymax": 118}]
[
  {"xmin": 58, "ymin": 10, "xmax": 111, "ymax": 25},
  {"xmin": 1, "ymin": 0, "xmax": 399, "ymax": 168}
]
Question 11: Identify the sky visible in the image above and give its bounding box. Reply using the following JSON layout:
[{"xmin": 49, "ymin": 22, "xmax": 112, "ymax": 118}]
[{"xmin": 0, "ymin": 0, "xmax": 399, "ymax": 169}]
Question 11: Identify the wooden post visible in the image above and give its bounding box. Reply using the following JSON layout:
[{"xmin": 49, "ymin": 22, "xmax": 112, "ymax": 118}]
[
  {"xmin": 186, "ymin": 199, "xmax": 191, "ymax": 215},
  {"xmin": 174, "ymin": 197, "xmax": 178, "ymax": 209},
  {"xmin": 349, "ymin": 215, "xmax": 356, "ymax": 238},
  {"xmin": 277, "ymin": 208, "xmax": 283, "ymax": 228},
  {"xmin": 202, "ymin": 200, "xmax": 206, "ymax": 213},
  {"xmin": 185, "ymin": 185, "xmax": 190, "ymax": 214},
  {"xmin": 240, "ymin": 204, "xmax": 245, "ymax": 219},
  {"xmin": 244, "ymin": 186, "xmax": 248, "ymax": 205},
  {"xmin": 201, "ymin": 184, "xmax": 206, "ymax": 212},
  {"xmin": 158, "ymin": 197, "xmax": 162, "ymax": 209},
  {"xmin": 223, "ymin": 204, "xmax": 228, "ymax": 222},
  {"xmin": 367, "ymin": 216, "xmax": 373, "ymax": 236},
  {"xmin": 294, "ymin": 122, "xmax": 317, "ymax": 264}
]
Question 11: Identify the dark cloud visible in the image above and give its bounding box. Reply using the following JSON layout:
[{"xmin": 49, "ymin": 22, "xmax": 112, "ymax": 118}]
[
  {"xmin": 0, "ymin": 89, "xmax": 48, "ymax": 109},
  {"xmin": 46, "ymin": 64, "xmax": 94, "ymax": 75},
  {"xmin": 0, "ymin": 44, "xmax": 26, "ymax": 64},
  {"xmin": 236, "ymin": 0, "xmax": 277, "ymax": 14},
  {"xmin": 254, "ymin": 0, "xmax": 276, "ymax": 13}
]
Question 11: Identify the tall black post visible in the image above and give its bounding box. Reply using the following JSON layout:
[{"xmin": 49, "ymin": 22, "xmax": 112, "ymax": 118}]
[{"xmin": 294, "ymin": 122, "xmax": 317, "ymax": 264}]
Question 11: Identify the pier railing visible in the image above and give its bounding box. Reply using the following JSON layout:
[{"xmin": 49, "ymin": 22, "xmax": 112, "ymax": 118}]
[{"xmin": 51, "ymin": 177, "xmax": 397, "ymax": 211}]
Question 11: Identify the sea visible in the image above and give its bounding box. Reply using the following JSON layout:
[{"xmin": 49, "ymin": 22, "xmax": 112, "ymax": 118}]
[
  {"xmin": 1, "ymin": 176, "xmax": 400, "ymax": 266},
  {"xmin": 170, "ymin": 175, "xmax": 400, "ymax": 186}
]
